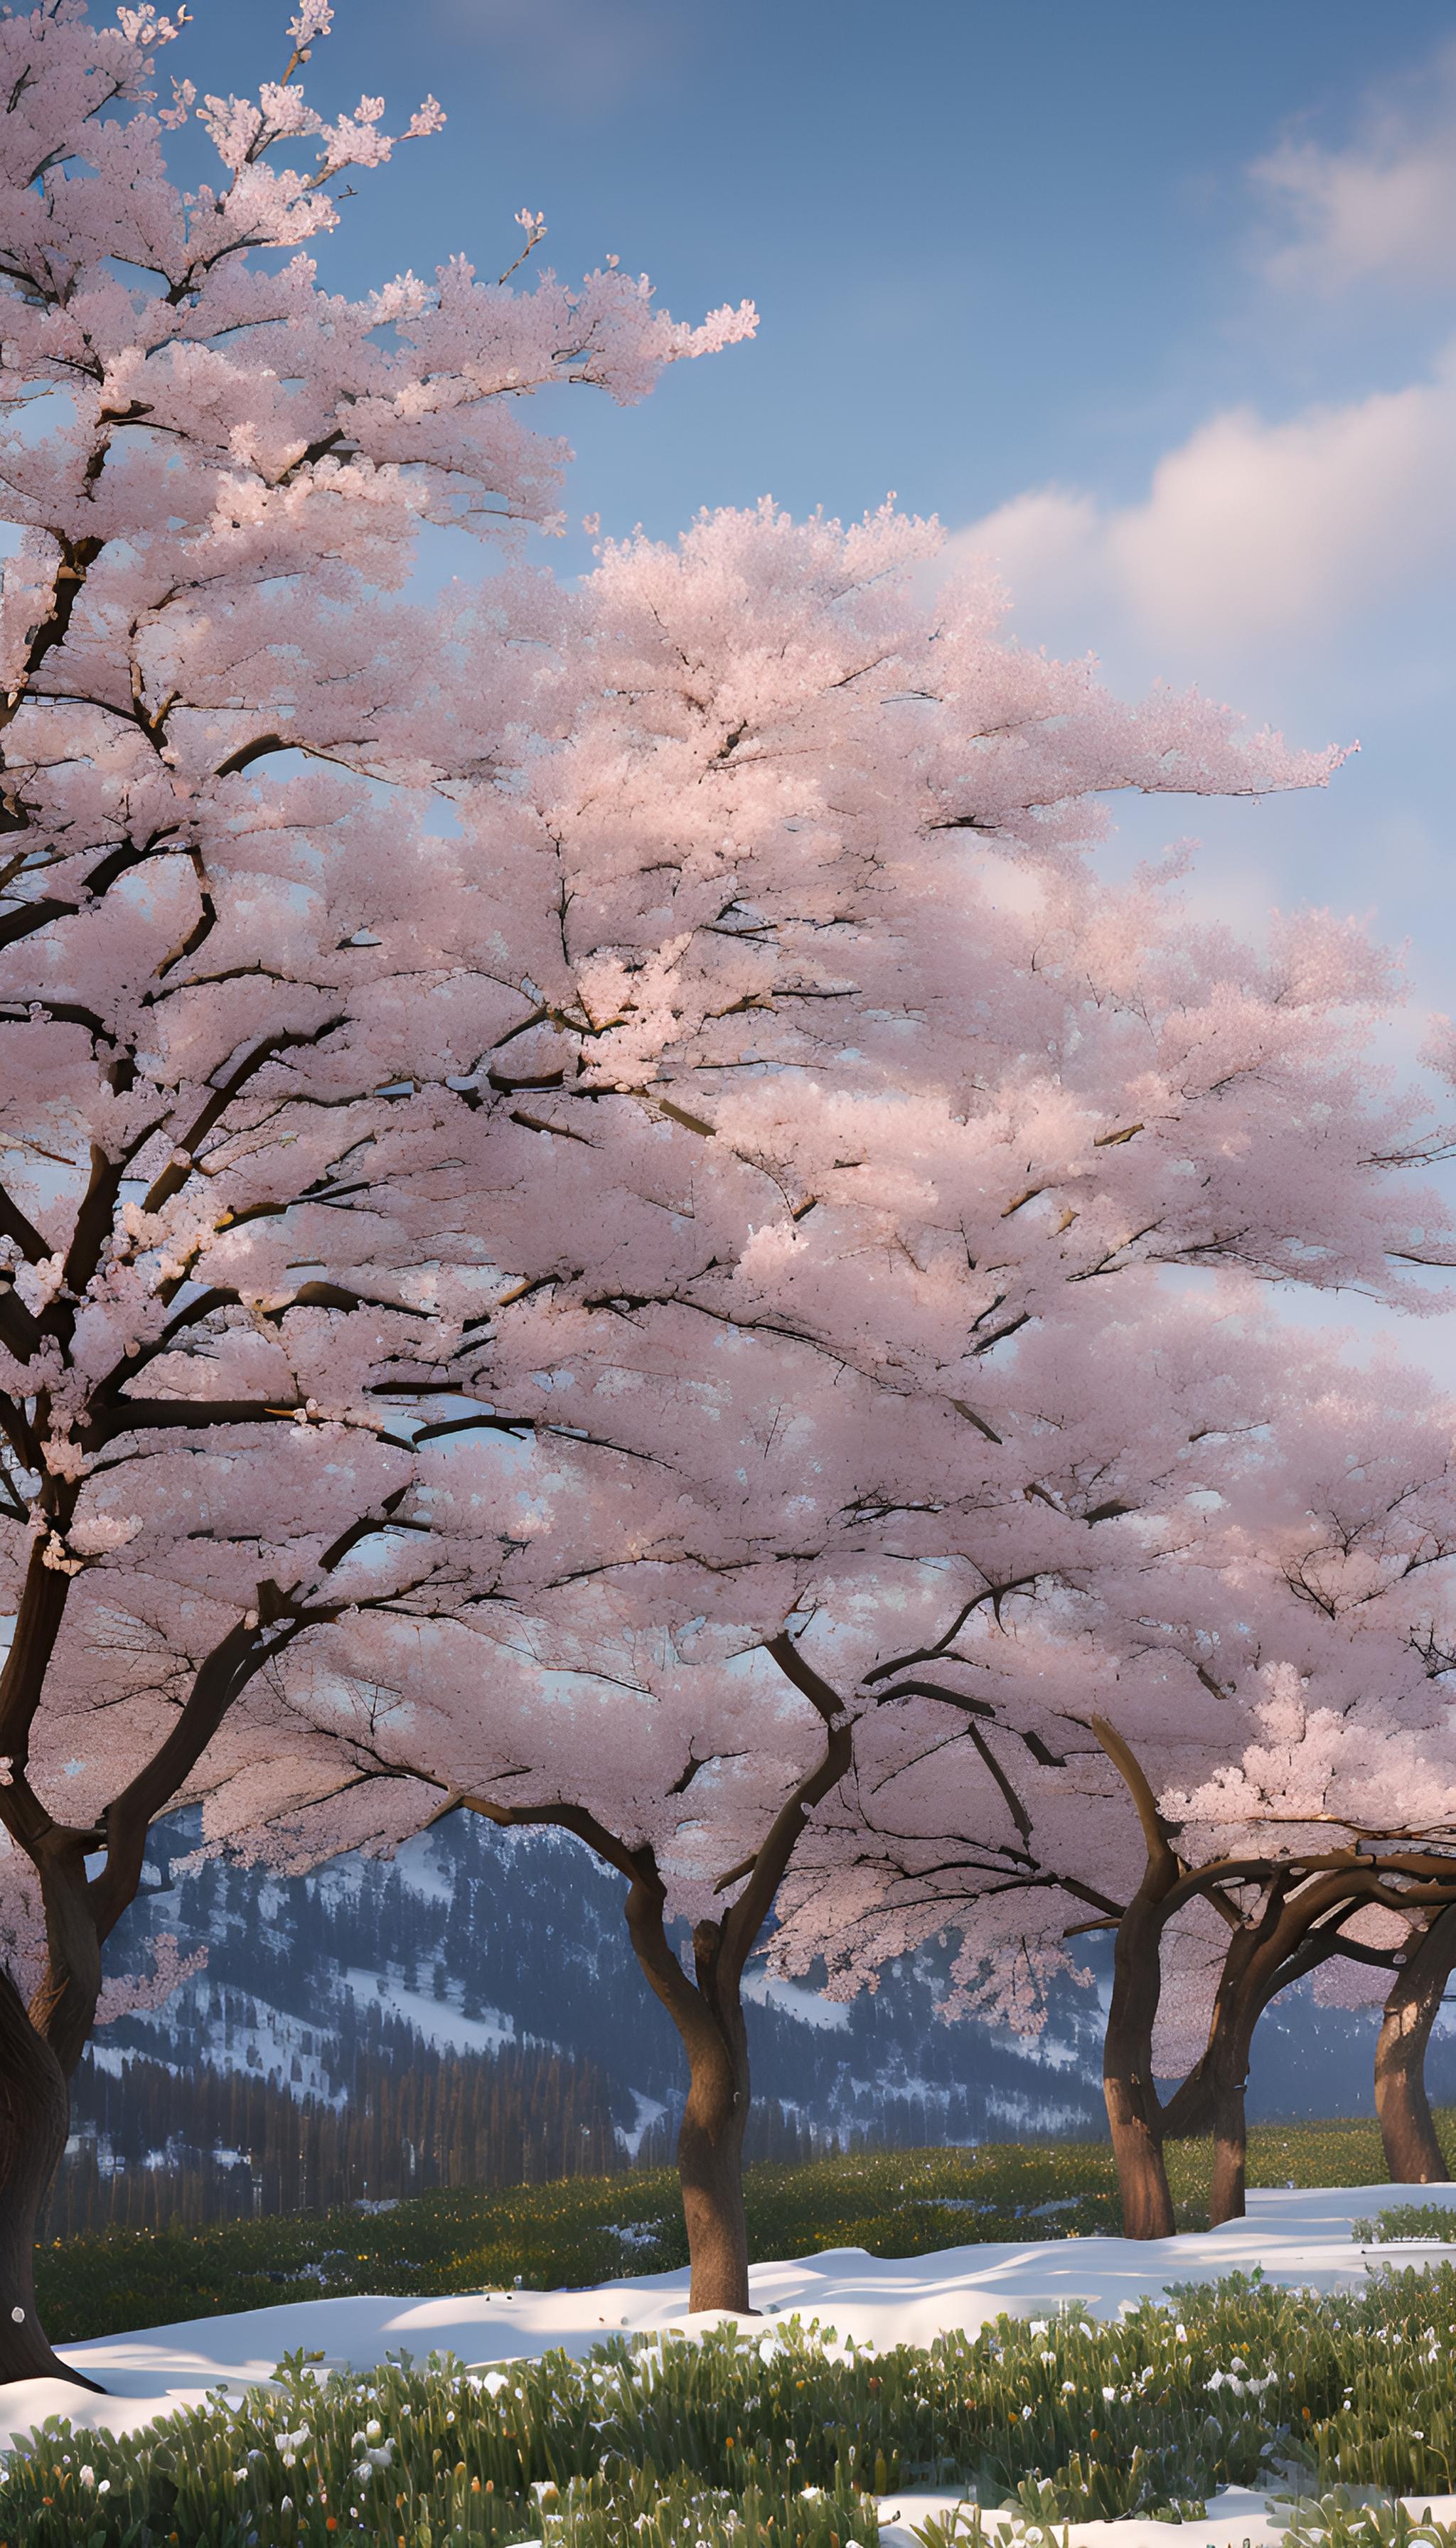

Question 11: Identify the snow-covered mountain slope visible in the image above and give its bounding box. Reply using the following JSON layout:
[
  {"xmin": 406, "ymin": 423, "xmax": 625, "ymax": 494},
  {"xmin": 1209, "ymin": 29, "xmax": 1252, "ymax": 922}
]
[
  {"xmin": 90, "ymin": 1814, "xmax": 1110, "ymax": 2153},
  {"xmin": 61, "ymin": 1811, "xmax": 1452, "ymax": 2225}
]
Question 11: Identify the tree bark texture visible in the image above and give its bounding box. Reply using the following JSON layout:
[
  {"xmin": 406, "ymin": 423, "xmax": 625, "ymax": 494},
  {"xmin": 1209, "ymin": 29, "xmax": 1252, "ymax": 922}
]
[
  {"xmin": 1376, "ymin": 1906, "xmax": 1456, "ymax": 2184},
  {"xmin": 0, "ymin": 1966, "xmax": 100, "ymax": 2388},
  {"xmin": 1091, "ymin": 1715, "xmax": 1183, "ymax": 2240},
  {"xmin": 1194, "ymin": 1925, "xmax": 1263, "ymax": 2230},
  {"xmin": 1208, "ymin": 2065, "xmax": 1251, "ymax": 2227},
  {"xmin": 0, "ymin": 1831, "xmax": 109, "ymax": 2387},
  {"xmin": 619, "ymin": 1866, "xmax": 757, "ymax": 2313},
  {"xmin": 675, "ymin": 1925, "xmax": 753, "ymax": 2313},
  {"xmin": 1103, "ymin": 1888, "xmax": 1177, "ymax": 2240}
]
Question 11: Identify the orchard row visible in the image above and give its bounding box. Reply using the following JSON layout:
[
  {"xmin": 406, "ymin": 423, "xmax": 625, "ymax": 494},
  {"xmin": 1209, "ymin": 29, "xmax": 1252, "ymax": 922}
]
[{"xmin": 2, "ymin": 0, "xmax": 1455, "ymax": 2389}]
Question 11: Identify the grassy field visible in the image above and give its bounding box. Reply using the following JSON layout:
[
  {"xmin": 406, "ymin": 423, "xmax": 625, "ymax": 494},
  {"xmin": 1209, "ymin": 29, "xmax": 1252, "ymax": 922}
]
[
  {"xmin": 34, "ymin": 2109, "xmax": 1435, "ymax": 2344},
  {"xmin": 11, "ymin": 2259, "xmax": 1456, "ymax": 2545}
]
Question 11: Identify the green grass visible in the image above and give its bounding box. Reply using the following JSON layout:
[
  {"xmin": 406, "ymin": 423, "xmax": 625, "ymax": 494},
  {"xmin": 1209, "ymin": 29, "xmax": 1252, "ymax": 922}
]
[
  {"xmin": 927, "ymin": 2502, "xmax": 1456, "ymax": 2548},
  {"xmin": 1351, "ymin": 2205, "xmax": 1456, "ymax": 2246},
  {"xmin": 14, "ymin": 2265, "xmax": 1456, "ymax": 2546},
  {"xmin": 35, "ymin": 2112, "xmax": 1438, "ymax": 2347}
]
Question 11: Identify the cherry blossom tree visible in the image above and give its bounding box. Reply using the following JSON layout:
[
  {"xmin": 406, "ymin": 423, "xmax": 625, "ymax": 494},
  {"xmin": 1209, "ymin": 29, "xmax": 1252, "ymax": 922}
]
[
  {"xmin": 767, "ymin": 1344, "xmax": 1456, "ymax": 2237},
  {"xmin": 1316, "ymin": 1905, "xmax": 1456, "ymax": 2183},
  {"xmin": 1150, "ymin": 1515, "xmax": 1456, "ymax": 2224},
  {"xmin": 0, "ymin": 0, "xmax": 753, "ymax": 2380},
  {"xmin": 154, "ymin": 492, "xmax": 1456, "ymax": 2311},
  {"xmin": 6, "ymin": 132, "xmax": 1453, "ymax": 2362},
  {"xmin": 227, "ymin": 1611, "xmax": 856, "ymax": 2318},
  {"xmin": 1138, "ymin": 1400, "xmax": 1456, "ymax": 2217},
  {"xmin": 1105, "ymin": 1734, "xmax": 1456, "ymax": 2230}
]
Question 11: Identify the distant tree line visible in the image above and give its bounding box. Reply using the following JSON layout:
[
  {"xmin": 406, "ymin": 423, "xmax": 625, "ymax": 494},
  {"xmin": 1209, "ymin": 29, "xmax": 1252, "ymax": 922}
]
[
  {"xmin": 49, "ymin": 2035, "xmax": 620, "ymax": 2235},
  {"xmin": 47, "ymin": 2020, "xmax": 840, "ymax": 2234}
]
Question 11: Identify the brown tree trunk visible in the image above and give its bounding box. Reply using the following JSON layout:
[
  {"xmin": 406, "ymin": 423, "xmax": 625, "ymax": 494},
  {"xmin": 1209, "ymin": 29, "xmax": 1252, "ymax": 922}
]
[
  {"xmin": 1208, "ymin": 2060, "xmax": 1250, "ymax": 2227},
  {"xmin": 461, "ymin": 1629, "xmax": 852, "ymax": 2318},
  {"xmin": 0, "ymin": 1967, "xmax": 100, "ymax": 2388},
  {"xmin": 1162, "ymin": 1878, "xmax": 1397, "ymax": 2227},
  {"xmin": 1187, "ymin": 1927, "xmax": 1260, "ymax": 2230},
  {"xmin": 676, "ymin": 1925, "xmax": 753, "ymax": 2313},
  {"xmin": 619, "ymin": 1877, "xmax": 756, "ymax": 2314},
  {"xmin": 1090, "ymin": 1718, "xmax": 1184, "ymax": 2241},
  {"xmin": 0, "ymin": 1610, "xmax": 279, "ymax": 2390},
  {"xmin": 1160, "ymin": 2017, "xmax": 1253, "ymax": 2225},
  {"xmin": 1375, "ymin": 1905, "xmax": 1456, "ymax": 2184},
  {"xmin": 1103, "ymin": 1890, "xmax": 1176, "ymax": 2239},
  {"xmin": 466, "ymin": 1814, "xmax": 764, "ymax": 2311}
]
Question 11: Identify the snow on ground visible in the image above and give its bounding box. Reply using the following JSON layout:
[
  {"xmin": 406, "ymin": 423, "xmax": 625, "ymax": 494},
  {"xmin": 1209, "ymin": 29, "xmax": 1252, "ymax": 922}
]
[
  {"xmin": 6, "ymin": 2184, "xmax": 1456, "ymax": 2544},
  {"xmin": 874, "ymin": 2488, "xmax": 1456, "ymax": 2548}
]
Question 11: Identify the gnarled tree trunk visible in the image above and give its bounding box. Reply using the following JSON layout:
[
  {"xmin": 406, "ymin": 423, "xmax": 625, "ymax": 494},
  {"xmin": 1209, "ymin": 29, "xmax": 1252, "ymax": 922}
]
[
  {"xmin": 462, "ymin": 1629, "xmax": 852, "ymax": 2317},
  {"xmin": 0, "ymin": 1969, "xmax": 99, "ymax": 2388},
  {"xmin": 1104, "ymin": 1887, "xmax": 1177, "ymax": 2240},
  {"xmin": 1165, "ymin": 1889, "xmax": 1342, "ymax": 2229},
  {"xmin": 1191, "ymin": 1921, "xmax": 1264, "ymax": 2230},
  {"xmin": 626, "ymin": 1892, "xmax": 755, "ymax": 2313},
  {"xmin": 0, "ymin": 1829, "xmax": 122, "ymax": 2387},
  {"xmin": 1207, "ymin": 2054, "xmax": 1252, "ymax": 2227},
  {"xmin": 1091, "ymin": 1716, "xmax": 1184, "ymax": 2240},
  {"xmin": 677, "ymin": 2018, "xmax": 751, "ymax": 2306},
  {"xmin": 1160, "ymin": 2035, "xmax": 1253, "ymax": 2227},
  {"xmin": 0, "ymin": 1563, "xmax": 108, "ymax": 2389},
  {"xmin": 1166, "ymin": 2030, "xmax": 1260, "ymax": 2225},
  {"xmin": 1376, "ymin": 1905, "xmax": 1456, "ymax": 2184},
  {"xmin": 0, "ymin": 1583, "xmax": 289, "ymax": 2389}
]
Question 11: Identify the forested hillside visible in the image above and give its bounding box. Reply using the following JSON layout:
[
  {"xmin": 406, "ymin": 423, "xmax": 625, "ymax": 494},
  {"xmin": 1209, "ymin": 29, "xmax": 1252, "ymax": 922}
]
[{"xmin": 51, "ymin": 1814, "xmax": 1449, "ymax": 2232}]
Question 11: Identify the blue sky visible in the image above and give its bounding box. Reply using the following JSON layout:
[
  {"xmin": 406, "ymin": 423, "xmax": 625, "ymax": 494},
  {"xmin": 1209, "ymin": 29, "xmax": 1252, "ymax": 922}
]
[
  {"xmin": 181, "ymin": 3, "xmax": 1455, "ymax": 932},
  {"xmin": 183, "ymin": 0, "xmax": 1456, "ymax": 1360},
  {"xmin": 198, "ymin": 2, "xmax": 1452, "ymax": 534}
]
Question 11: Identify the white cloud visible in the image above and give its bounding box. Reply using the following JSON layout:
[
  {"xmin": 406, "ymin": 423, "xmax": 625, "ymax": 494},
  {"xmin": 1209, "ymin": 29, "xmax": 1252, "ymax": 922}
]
[
  {"xmin": 938, "ymin": 40, "xmax": 1456, "ymax": 1077},
  {"xmin": 951, "ymin": 345, "xmax": 1456, "ymax": 680},
  {"xmin": 1252, "ymin": 41, "xmax": 1456, "ymax": 292}
]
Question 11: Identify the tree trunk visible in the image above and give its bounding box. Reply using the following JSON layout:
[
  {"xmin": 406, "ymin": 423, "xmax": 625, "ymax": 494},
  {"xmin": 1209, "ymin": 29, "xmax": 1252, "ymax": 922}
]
[
  {"xmin": 459, "ymin": 1629, "xmax": 852, "ymax": 2320},
  {"xmin": 0, "ymin": 1597, "xmax": 279, "ymax": 2392},
  {"xmin": 1160, "ymin": 2030, "xmax": 1252, "ymax": 2225},
  {"xmin": 676, "ymin": 1929, "xmax": 753, "ymax": 2313},
  {"xmin": 1159, "ymin": 2060, "xmax": 1214, "ymax": 2141},
  {"xmin": 1375, "ymin": 1906, "xmax": 1456, "ymax": 2184},
  {"xmin": 622, "ymin": 1887, "xmax": 756, "ymax": 2315},
  {"xmin": 1088, "ymin": 1715, "xmax": 1186, "ymax": 2240},
  {"xmin": 0, "ymin": 1969, "xmax": 100, "ymax": 2388},
  {"xmin": 1167, "ymin": 1884, "xmax": 1357, "ymax": 2227},
  {"xmin": 1207, "ymin": 2061, "xmax": 1249, "ymax": 2227},
  {"xmin": 1103, "ymin": 1893, "xmax": 1176, "ymax": 2239}
]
